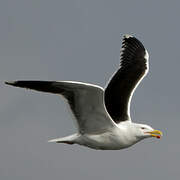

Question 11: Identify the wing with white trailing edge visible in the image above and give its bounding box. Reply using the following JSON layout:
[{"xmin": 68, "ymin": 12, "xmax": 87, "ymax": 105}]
[
  {"xmin": 105, "ymin": 35, "xmax": 149, "ymax": 124},
  {"xmin": 5, "ymin": 81, "xmax": 116, "ymax": 134}
]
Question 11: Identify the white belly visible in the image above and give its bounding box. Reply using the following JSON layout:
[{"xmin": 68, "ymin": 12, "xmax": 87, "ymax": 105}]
[{"xmin": 76, "ymin": 130, "xmax": 139, "ymax": 150}]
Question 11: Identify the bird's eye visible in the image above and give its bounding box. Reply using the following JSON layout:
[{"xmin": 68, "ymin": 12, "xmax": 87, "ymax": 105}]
[{"xmin": 141, "ymin": 127, "xmax": 145, "ymax": 130}]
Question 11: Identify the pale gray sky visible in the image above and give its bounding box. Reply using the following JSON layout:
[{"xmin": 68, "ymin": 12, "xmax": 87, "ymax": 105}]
[{"xmin": 0, "ymin": 0, "xmax": 180, "ymax": 179}]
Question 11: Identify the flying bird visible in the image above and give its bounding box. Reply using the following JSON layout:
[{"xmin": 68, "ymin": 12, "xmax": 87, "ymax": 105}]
[{"xmin": 5, "ymin": 34, "xmax": 162, "ymax": 150}]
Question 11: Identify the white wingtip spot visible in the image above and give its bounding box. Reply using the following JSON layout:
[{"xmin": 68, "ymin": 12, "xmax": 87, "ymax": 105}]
[
  {"xmin": 124, "ymin": 34, "xmax": 133, "ymax": 39},
  {"xmin": 5, "ymin": 81, "xmax": 16, "ymax": 85}
]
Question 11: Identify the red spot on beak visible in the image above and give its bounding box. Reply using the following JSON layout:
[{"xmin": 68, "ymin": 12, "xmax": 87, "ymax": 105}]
[{"xmin": 156, "ymin": 135, "xmax": 161, "ymax": 139}]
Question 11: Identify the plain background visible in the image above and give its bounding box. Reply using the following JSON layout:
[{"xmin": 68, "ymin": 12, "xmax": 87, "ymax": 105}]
[{"xmin": 0, "ymin": 0, "xmax": 180, "ymax": 179}]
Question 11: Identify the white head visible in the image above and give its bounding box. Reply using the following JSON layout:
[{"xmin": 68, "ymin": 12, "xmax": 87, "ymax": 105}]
[{"xmin": 134, "ymin": 123, "xmax": 162, "ymax": 140}]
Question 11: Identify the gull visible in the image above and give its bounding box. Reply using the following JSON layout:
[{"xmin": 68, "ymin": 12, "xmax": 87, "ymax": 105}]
[{"xmin": 5, "ymin": 34, "xmax": 162, "ymax": 150}]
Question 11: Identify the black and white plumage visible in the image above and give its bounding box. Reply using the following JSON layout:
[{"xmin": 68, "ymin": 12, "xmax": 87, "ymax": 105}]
[
  {"xmin": 105, "ymin": 34, "xmax": 149, "ymax": 123},
  {"xmin": 5, "ymin": 34, "xmax": 162, "ymax": 150}
]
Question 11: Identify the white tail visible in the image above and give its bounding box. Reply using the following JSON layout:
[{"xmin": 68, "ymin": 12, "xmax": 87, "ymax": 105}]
[{"xmin": 48, "ymin": 134, "xmax": 79, "ymax": 144}]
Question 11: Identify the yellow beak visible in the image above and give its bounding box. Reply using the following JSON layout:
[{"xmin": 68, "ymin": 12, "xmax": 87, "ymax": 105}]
[{"xmin": 148, "ymin": 130, "xmax": 163, "ymax": 139}]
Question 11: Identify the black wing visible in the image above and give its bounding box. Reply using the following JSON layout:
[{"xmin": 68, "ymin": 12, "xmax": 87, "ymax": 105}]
[{"xmin": 104, "ymin": 35, "xmax": 149, "ymax": 124}]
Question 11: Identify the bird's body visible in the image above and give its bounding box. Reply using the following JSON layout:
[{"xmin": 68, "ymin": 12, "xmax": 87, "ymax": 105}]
[
  {"xmin": 5, "ymin": 34, "xmax": 162, "ymax": 150},
  {"xmin": 73, "ymin": 122, "xmax": 142, "ymax": 150},
  {"xmin": 50, "ymin": 122, "xmax": 141, "ymax": 150}
]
